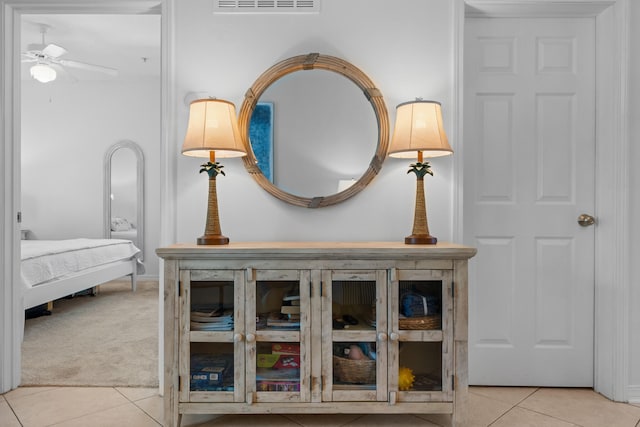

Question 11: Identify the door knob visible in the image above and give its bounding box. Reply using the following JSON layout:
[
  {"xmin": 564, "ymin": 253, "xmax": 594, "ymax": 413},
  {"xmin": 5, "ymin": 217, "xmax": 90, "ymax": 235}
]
[{"xmin": 577, "ymin": 214, "xmax": 596, "ymax": 227}]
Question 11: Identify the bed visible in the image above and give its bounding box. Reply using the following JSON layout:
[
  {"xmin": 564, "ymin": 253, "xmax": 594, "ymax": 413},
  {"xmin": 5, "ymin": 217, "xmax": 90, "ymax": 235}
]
[
  {"xmin": 22, "ymin": 238, "xmax": 143, "ymax": 310},
  {"xmin": 109, "ymin": 217, "xmax": 139, "ymax": 244}
]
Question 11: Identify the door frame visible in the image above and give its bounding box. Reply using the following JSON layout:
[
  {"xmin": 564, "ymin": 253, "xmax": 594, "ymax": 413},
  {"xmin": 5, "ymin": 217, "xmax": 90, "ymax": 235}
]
[
  {"xmin": 456, "ymin": 0, "xmax": 631, "ymax": 401},
  {"xmin": 0, "ymin": 0, "xmax": 176, "ymax": 392}
]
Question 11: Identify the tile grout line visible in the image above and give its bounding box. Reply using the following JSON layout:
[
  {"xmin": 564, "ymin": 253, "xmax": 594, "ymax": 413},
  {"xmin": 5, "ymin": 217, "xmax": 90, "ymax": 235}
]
[
  {"xmin": 513, "ymin": 388, "xmax": 592, "ymax": 427},
  {"xmin": 280, "ymin": 414, "xmax": 305, "ymax": 426},
  {"xmin": 2, "ymin": 395, "xmax": 24, "ymax": 427},
  {"xmin": 511, "ymin": 388, "xmax": 586, "ymax": 427},
  {"xmin": 16, "ymin": 387, "xmax": 158, "ymax": 427},
  {"xmin": 501, "ymin": 405, "xmax": 585, "ymax": 427},
  {"xmin": 46, "ymin": 400, "xmax": 136, "ymax": 427},
  {"xmin": 112, "ymin": 386, "xmax": 163, "ymax": 425},
  {"xmin": 340, "ymin": 415, "xmax": 365, "ymax": 426},
  {"xmin": 485, "ymin": 404, "xmax": 518, "ymax": 426},
  {"xmin": 470, "ymin": 387, "xmax": 541, "ymax": 427},
  {"xmin": 468, "ymin": 386, "xmax": 540, "ymax": 407},
  {"xmin": 280, "ymin": 413, "xmax": 367, "ymax": 427}
]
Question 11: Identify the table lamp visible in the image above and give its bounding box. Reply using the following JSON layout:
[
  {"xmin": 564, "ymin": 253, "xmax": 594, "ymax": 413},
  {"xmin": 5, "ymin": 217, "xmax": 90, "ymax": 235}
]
[
  {"xmin": 182, "ymin": 99, "xmax": 247, "ymax": 245},
  {"xmin": 388, "ymin": 100, "xmax": 453, "ymax": 244}
]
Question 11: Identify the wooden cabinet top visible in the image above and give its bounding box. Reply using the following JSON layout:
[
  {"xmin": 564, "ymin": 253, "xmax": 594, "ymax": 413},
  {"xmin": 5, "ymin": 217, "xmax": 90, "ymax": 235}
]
[{"xmin": 156, "ymin": 241, "xmax": 476, "ymax": 261}]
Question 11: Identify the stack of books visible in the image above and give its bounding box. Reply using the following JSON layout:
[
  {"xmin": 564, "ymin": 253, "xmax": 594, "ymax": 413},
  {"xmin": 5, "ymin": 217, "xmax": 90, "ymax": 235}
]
[
  {"xmin": 266, "ymin": 294, "xmax": 300, "ymax": 329},
  {"xmin": 281, "ymin": 294, "xmax": 300, "ymax": 320},
  {"xmin": 190, "ymin": 306, "xmax": 233, "ymax": 331}
]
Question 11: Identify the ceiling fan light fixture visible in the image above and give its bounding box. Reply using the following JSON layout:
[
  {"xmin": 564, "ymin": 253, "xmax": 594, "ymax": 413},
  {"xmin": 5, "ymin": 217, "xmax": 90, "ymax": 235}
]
[{"xmin": 30, "ymin": 63, "xmax": 56, "ymax": 83}]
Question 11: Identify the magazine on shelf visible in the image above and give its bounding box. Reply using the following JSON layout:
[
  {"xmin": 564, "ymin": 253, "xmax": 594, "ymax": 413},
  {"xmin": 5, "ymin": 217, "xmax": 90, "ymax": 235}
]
[
  {"xmin": 191, "ymin": 312, "xmax": 233, "ymax": 323},
  {"xmin": 190, "ymin": 307, "xmax": 233, "ymax": 331},
  {"xmin": 190, "ymin": 322, "xmax": 233, "ymax": 331},
  {"xmin": 255, "ymin": 367, "xmax": 300, "ymax": 381}
]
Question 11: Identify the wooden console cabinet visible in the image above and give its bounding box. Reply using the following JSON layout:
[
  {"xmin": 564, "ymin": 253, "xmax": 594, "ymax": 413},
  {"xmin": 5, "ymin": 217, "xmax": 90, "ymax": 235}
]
[{"xmin": 157, "ymin": 242, "xmax": 476, "ymax": 427}]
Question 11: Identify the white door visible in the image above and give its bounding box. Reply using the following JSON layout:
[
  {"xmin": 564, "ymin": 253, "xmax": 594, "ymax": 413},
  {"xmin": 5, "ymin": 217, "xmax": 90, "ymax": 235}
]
[{"xmin": 464, "ymin": 18, "xmax": 596, "ymax": 386}]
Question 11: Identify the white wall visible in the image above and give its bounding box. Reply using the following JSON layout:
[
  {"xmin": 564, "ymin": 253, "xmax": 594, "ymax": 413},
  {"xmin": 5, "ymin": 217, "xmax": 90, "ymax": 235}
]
[
  {"xmin": 629, "ymin": 0, "xmax": 640, "ymax": 401},
  {"xmin": 174, "ymin": 0, "xmax": 456, "ymax": 244},
  {"xmin": 21, "ymin": 79, "xmax": 161, "ymax": 276}
]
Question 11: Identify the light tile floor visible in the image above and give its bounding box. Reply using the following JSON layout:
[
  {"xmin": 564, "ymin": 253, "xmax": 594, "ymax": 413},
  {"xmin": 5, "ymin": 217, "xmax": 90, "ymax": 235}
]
[{"xmin": 2, "ymin": 386, "xmax": 640, "ymax": 427}]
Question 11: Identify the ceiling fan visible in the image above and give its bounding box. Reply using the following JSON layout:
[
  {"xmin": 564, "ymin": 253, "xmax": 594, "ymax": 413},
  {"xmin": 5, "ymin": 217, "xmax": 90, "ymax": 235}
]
[{"xmin": 21, "ymin": 24, "xmax": 118, "ymax": 83}]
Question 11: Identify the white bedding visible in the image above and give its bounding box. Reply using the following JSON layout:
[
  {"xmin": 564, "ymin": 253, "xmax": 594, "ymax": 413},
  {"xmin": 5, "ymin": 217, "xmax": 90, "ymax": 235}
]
[{"xmin": 21, "ymin": 238, "xmax": 141, "ymax": 288}]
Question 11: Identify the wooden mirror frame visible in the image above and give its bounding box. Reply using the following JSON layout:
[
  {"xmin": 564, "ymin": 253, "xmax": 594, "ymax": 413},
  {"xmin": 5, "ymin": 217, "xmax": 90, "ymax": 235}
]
[{"xmin": 238, "ymin": 53, "xmax": 390, "ymax": 208}]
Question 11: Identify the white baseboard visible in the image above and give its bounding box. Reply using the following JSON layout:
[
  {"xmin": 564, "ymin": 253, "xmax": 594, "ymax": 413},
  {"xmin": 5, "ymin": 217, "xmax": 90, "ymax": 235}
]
[{"xmin": 628, "ymin": 385, "xmax": 640, "ymax": 403}]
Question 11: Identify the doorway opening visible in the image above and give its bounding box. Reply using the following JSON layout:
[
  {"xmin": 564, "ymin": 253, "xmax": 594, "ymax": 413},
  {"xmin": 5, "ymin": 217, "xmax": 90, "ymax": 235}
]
[{"xmin": 3, "ymin": 1, "xmax": 164, "ymax": 391}]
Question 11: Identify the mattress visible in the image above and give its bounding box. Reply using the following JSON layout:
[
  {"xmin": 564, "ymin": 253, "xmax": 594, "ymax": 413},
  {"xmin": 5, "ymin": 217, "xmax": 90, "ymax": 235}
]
[{"xmin": 21, "ymin": 238, "xmax": 140, "ymax": 288}]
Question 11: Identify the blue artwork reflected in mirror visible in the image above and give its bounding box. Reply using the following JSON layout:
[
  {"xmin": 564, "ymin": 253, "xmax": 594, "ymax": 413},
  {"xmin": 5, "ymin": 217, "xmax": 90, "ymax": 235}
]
[{"xmin": 249, "ymin": 103, "xmax": 274, "ymax": 182}]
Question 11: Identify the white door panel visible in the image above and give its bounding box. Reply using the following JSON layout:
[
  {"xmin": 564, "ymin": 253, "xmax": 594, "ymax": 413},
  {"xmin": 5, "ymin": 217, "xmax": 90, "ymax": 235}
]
[{"xmin": 464, "ymin": 19, "xmax": 595, "ymax": 386}]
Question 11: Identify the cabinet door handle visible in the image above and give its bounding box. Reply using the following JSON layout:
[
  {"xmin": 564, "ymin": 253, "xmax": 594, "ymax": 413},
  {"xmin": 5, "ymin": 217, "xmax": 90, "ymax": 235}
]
[
  {"xmin": 234, "ymin": 333, "xmax": 244, "ymax": 342},
  {"xmin": 378, "ymin": 332, "xmax": 388, "ymax": 341},
  {"xmin": 246, "ymin": 333, "xmax": 256, "ymax": 343},
  {"xmin": 390, "ymin": 332, "xmax": 399, "ymax": 342}
]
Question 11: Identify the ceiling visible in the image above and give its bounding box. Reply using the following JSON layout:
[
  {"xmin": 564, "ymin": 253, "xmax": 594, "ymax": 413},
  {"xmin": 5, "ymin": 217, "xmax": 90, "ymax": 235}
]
[{"xmin": 21, "ymin": 14, "xmax": 161, "ymax": 82}]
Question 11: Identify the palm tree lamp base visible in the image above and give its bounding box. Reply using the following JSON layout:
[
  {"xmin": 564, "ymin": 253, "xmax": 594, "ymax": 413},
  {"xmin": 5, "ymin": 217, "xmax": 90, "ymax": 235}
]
[
  {"xmin": 405, "ymin": 234, "xmax": 438, "ymax": 245},
  {"xmin": 197, "ymin": 235, "xmax": 230, "ymax": 245},
  {"xmin": 196, "ymin": 160, "xmax": 230, "ymax": 246}
]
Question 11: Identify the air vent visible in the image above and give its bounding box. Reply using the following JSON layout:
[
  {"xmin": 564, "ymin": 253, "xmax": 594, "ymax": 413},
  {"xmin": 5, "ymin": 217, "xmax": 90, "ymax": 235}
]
[{"xmin": 214, "ymin": 0, "xmax": 320, "ymax": 14}]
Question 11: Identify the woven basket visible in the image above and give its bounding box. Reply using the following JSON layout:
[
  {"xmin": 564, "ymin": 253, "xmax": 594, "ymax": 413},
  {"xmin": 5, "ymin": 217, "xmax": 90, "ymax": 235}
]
[
  {"xmin": 333, "ymin": 355, "xmax": 376, "ymax": 384},
  {"xmin": 399, "ymin": 314, "xmax": 442, "ymax": 330}
]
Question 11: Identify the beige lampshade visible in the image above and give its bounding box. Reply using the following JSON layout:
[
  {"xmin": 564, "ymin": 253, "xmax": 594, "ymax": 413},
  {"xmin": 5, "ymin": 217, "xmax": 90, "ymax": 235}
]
[
  {"xmin": 182, "ymin": 99, "xmax": 247, "ymax": 158},
  {"xmin": 388, "ymin": 100, "xmax": 453, "ymax": 159}
]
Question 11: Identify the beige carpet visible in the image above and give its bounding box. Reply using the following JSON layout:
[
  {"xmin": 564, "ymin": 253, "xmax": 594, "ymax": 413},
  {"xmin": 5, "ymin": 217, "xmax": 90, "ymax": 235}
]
[{"xmin": 21, "ymin": 279, "xmax": 159, "ymax": 387}]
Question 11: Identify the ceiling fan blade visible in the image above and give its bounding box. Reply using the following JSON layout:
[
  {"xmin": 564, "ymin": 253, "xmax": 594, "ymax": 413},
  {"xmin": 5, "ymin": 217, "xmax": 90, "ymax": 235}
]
[
  {"xmin": 50, "ymin": 63, "xmax": 79, "ymax": 84},
  {"xmin": 56, "ymin": 59, "xmax": 118, "ymax": 77},
  {"xmin": 21, "ymin": 58, "xmax": 38, "ymax": 63},
  {"xmin": 42, "ymin": 43, "xmax": 67, "ymax": 58}
]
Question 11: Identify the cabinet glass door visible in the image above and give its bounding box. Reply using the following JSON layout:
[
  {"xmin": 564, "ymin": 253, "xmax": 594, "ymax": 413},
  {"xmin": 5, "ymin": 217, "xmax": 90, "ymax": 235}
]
[
  {"xmin": 389, "ymin": 269, "xmax": 453, "ymax": 402},
  {"xmin": 179, "ymin": 269, "xmax": 246, "ymax": 403},
  {"xmin": 245, "ymin": 269, "xmax": 311, "ymax": 403},
  {"xmin": 322, "ymin": 270, "xmax": 388, "ymax": 402}
]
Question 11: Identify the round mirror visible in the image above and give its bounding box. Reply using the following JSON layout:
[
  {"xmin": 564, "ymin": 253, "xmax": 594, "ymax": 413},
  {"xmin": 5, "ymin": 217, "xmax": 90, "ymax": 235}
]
[{"xmin": 238, "ymin": 53, "xmax": 389, "ymax": 208}]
